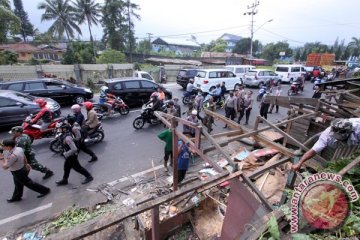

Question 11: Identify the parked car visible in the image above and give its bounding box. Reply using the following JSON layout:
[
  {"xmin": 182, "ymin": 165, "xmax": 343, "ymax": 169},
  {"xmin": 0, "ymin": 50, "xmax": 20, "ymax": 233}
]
[
  {"xmin": 193, "ymin": 69, "xmax": 242, "ymax": 93},
  {"xmin": 0, "ymin": 78, "xmax": 93, "ymax": 104},
  {"xmin": 225, "ymin": 65, "xmax": 256, "ymax": 82},
  {"xmin": 98, "ymin": 78, "xmax": 172, "ymax": 107},
  {"xmin": 275, "ymin": 64, "xmax": 306, "ymax": 83},
  {"xmin": 176, "ymin": 69, "xmax": 199, "ymax": 89},
  {"xmin": 243, "ymin": 69, "xmax": 282, "ymax": 88},
  {"xmin": 0, "ymin": 90, "xmax": 61, "ymax": 127},
  {"xmin": 134, "ymin": 71, "xmax": 155, "ymax": 82}
]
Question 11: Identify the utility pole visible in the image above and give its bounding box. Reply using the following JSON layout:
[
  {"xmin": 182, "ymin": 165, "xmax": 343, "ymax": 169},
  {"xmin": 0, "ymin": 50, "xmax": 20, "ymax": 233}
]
[
  {"xmin": 127, "ymin": 0, "xmax": 133, "ymax": 63},
  {"xmin": 146, "ymin": 32, "xmax": 153, "ymax": 54},
  {"xmin": 244, "ymin": 0, "xmax": 259, "ymax": 57}
]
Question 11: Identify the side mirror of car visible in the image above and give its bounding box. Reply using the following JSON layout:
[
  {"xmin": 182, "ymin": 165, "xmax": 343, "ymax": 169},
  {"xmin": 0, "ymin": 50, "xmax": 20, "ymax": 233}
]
[{"xmin": 16, "ymin": 102, "xmax": 24, "ymax": 107}]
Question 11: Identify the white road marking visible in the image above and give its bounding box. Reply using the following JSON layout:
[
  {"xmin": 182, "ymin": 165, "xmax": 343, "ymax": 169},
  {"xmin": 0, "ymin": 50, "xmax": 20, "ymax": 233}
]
[
  {"xmin": 107, "ymin": 165, "xmax": 164, "ymax": 187},
  {"xmin": 0, "ymin": 203, "xmax": 52, "ymax": 226}
]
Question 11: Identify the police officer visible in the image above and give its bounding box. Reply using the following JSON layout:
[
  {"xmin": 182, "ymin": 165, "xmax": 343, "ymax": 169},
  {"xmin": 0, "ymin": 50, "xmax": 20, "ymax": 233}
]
[
  {"xmin": 9, "ymin": 126, "xmax": 54, "ymax": 179},
  {"xmin": 0, "ymin": 139, "xmax": 50, "ymax": 203},
  {"xmin": 56, "ymin": 122, "xmax": 94, "ymax": 186}
]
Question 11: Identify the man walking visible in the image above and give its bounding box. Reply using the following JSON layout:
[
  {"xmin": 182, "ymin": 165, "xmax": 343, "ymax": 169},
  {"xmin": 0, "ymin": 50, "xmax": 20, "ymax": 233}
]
[
  {"xmin": 158, "ymin": 129, "xmax": 173, "ymax": 171},
  {"xmin": 0, "ymin": 139, "xmax": 50, "ymax": 203},
  {"xmin": 237, "ymin": 91, "xmax": 253, "ymax": 125},
  {"xmin": 9, "ymin": 126, "xmax": 54, "ymax": 179},
  {"xmin": 224, "ymin": 91, "xmax": 237, "ymax": 128}
]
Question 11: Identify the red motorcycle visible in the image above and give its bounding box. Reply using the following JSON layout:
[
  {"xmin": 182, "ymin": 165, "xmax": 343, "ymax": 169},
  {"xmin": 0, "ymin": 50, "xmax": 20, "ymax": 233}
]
[
  {"xmin": 22, "ymin": 115, "xmax": 64, "ymax": 141},
  {"xmin": 93, "ymin": 94, "xmax": 130, "ymax": 120},
  {"xmin": 287, "ymin": 81, "xmax": 303, "ymax": 96}
]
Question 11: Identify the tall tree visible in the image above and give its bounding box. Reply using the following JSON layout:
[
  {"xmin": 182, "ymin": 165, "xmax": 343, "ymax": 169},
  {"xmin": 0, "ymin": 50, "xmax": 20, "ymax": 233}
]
[
  {"xmin": 233, "ymin": 38, "xmax": 261, "ymax": 56},
  {"xmin": 260, "ymin": 41, "xmax": 293, "ymax": 63},
  {"xmin": 124, "ymin": 0, "xmax": 140, "ymax": 62},
  {"xmin": 102, "ymin": 0, "xmax": 127, "ymax": 51},
  {"xmin": 73, "ymin": 0, "xmax": 101, "ymax": 60},
  {"xmin": 13, "ymin": 0, "xmax": 34, "ymax": 41},
  {"xmin": 38, "ymin": 0, "xmax": 81, "ymax": 41},
  {"xmin": 0, "ymin": 0, "xmax": 20, "ymax": 42},
  {"xmin": 348, "ymin": 37, "xmax": 360, "ymax": 57}
]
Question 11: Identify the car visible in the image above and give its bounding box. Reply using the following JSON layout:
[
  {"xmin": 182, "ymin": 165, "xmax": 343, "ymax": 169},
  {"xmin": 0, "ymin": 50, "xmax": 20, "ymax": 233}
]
[
  {"xmin": 194, "ymin": 69, "xmax": 242, "ymax": 93},
  {"xmin": 98, "ymin": 78, "xmax": 172, "ymax": 107},
  {"xmin": 225, "ymin": 65, "xmax": 256, "ymax": 82},
  {"xmin": 243, "ymin": 69, "xmax": 282, "ymax": 88},
  {"xmin": 0, "ymin": 90, "xmax": 61, "ymax": 127},
  {"xmin": 275, "ymin": 64, "xmax": 306, "ymax": 83},
  {"xmin": 0, "ymin": 78, "xmax": 93, "ymax": 105},
  {"xmin": 176, "ymin": 69, "xmax": 199, "ymax": 89},
  {"xmin": 134, "ymin": 71, "xmax": 155, "ymax": 82}
]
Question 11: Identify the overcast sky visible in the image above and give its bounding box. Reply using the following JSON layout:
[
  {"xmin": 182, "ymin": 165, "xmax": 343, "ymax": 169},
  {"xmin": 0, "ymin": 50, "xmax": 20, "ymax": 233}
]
[{"xmin": 22, "ymin": 0, "xmax": 360, "ymax": 47}]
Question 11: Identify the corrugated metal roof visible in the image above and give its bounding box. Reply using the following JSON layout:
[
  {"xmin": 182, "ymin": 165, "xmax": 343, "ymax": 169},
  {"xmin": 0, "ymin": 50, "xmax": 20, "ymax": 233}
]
[{"xmin": 152, "ymin": 37, "xmax": 200, "ymax": 48}]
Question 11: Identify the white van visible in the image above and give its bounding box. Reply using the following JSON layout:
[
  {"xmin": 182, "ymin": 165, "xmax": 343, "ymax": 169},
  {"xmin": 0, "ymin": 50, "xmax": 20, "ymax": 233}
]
[
  {"xmin": 134, "ymin": 71, "xmax": 155, "ymax": 82},
  {"xmin": 275, "ymin": 64, "xmax": 306, "ymax": 83},
  {"xmin": 194, "ymin": 69, "xmax": 242, "ymax": 93},
  {"xmin": 225, "ymin": 65, "xmax": 256, "ymax": 82}
]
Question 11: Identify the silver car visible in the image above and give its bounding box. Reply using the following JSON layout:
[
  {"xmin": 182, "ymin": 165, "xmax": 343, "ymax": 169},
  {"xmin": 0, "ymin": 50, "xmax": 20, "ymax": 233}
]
[{"xmin": 243, "ymin": 69, "xmax": 282, "ymax": 88}]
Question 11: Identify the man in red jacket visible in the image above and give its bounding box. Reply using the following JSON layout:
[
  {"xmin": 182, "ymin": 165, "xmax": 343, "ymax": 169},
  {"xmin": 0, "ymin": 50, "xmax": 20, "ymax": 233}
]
[{"xmin": 32, "ymin": 98, "xmax": 53, "ymax": 131}]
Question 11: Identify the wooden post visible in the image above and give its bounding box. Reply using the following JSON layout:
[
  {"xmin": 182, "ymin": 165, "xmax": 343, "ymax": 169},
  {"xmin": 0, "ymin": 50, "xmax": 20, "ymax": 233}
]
[
  {"xmin": 254, "ymin": 116, "xmax": 261, "ymax": 130},
  {"xmin": 194, "ymin": 125, "xmax": 202, "ymax": 149},
  {"xmin": 151, "ymin": 206, "xmax": 160, "ymax": 240},
  {"xmin": 283, "ymin": 121, "xmax": 292, "ymax": 146},
  {"xmin": 171, "ymin": 118, "xmax": 178, "ymax": 191}
]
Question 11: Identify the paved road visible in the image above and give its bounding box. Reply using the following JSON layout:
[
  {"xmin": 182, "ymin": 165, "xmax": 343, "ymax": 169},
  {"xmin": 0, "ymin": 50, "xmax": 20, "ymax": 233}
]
[{"xmin": 0, "ymin": 81, "xmax": 315, "ymax": 234}]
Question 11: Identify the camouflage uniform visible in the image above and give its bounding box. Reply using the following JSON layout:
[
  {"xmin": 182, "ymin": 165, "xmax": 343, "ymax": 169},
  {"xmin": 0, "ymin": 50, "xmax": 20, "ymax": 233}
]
[
  {"xmin": 203, "ymin": 102, "xmax": 216, "ymax": 133},
  {"xmin": 15, "ymin": 134, "xmax": 49, "ymax": 173}
]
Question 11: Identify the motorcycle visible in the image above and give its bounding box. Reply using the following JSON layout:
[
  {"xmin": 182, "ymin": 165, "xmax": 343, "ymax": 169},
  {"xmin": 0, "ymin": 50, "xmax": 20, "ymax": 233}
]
[
  {"xmin": 182, "ymin": 90, "xmax": 197, "ymax": 105},
  {"xmin": 49, "ymin": 120, "xmax": 105, "ymax": 154},
  {"xmin": 22, "ymin": 114, "xmax": 64, "ymax": 141},
  {"xmin": 132, "ymin": 101, "xmax": 168, "ymax": 129},
  {"xmin": 288, "ymin": 81, "xmax": 302, "ymax": 96},
  {"xmin": 256, "ymin": 86, "xmax": 267, "ymax": 101},
  {"xmin": 93, "ymin": 96, "xmax": 129, "ymax": 120}
]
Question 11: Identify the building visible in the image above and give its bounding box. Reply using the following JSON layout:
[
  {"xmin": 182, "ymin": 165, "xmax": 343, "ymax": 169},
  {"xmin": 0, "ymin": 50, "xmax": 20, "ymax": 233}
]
[
  {"xmin": 0, "ymin": 43, "xmax": 65, "ymax": 63},
  {"xmin": 218, "ymin": 33, "xmax": 242, "ymax": 53},
  {"xmin": 151, "ymin": 37, "xmax": 201, "ymax": 56}
]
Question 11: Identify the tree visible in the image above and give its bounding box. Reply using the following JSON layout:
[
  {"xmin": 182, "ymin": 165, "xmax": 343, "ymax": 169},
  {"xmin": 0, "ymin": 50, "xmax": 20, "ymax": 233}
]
[
  {"xmin": 294, "ymin": 48, "xmax": 301, "ymax": 61},
  {"xmin": 0, "ymin": 0, "xmax": 20, "ymax": 42},
  {"xmin": 33, "ymin": 30, "xmax": 55, "ymax": 44},
  {"xmin": 0, "ymin": 50, "xmax": 18, "ymax": 64},
  {"xmin": 62, "ymin": 41, "xmax": 95, "ymax": 64},
  {"xmin": 102, "ymin": 0, "xmax": 127, "ymax": 51},
  {"xmin": 73, "ymin": 0, "xmax": 101, "ymax": 60},
  {"xmin": 348, "ymin": 37, "xmax": 360, "ymax": 57},
  {"xmin": 261, "ymin": 41, "xmax": 293, "ymax": 63},
  {"xmin": 38, "ymin": 0, "xmax": 81, "ymax": 41},
  {"xmin": 124, "ymin": 0, "xmax": 140, "ymax": 62},
  {"xmin": 97, "ymin": 49, "xmax": 126, "ymax": 63},
  {"xmin": 136, "ymin": 39, "xmax": 151, "ymax": 54},
  {"xmin": 13, "ymin": 0, "xmax": 34, "ymax": 41},
  {"xmin": 207, "ymin": 39, "xmax": 227, "ymax": 52},
  {"xmin": 232, "ymin": 38, "xmax": 262, "ymax": 56}
]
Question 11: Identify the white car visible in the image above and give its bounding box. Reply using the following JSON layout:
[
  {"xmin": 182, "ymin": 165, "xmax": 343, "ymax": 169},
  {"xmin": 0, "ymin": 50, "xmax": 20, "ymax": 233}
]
[
  {"xmin": 134, "ymin": 71, "xmax": 155, "ymax": 82},
  {"xmin": 243, "ymin": 69, "xmax": 282, "ymax": 88},
  {"xmin": 275, "ymin": 64, "xmax": 306, "ymax": 83},
  {"xmin": 225, "ymin": 65, "xmax": 256, "ymax": 82},
  {"xmin": 194, "ymin": 69, "xmax": 242, "ymax": 93}
]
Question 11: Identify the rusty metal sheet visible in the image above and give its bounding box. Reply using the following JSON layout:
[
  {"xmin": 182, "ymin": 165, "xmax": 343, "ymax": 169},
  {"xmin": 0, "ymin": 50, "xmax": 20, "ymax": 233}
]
[{"xmin": 220, "ymin": 179, "xmax": 269, "ymax": 240}]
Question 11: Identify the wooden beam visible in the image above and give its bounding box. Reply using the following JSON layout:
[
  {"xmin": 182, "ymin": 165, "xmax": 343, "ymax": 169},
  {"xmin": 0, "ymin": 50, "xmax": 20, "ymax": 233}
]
[
  {"xmin": 248, "ymin": 157, "xmax": 291, "ymax": 180},
  {"xmin": 210, "ymin": 130, "xmax": 243, "ymax": 138},
  {"xmin": 338, "ymin": 156, "xmax": 360, "ymax": 176},
  {"xmin": 154, "ymin": 111, "xmax": 172, "ymax": 128},
  {"xmin": 203, "ymin": 108, "xmax": 240, "ymax": 129},
  {"xmin": 172, "ymin": 118, "xmax": 179, "ymax": 191},
  {"xmin": 49, "ymin": 171, "xmax": 245, "ymax": 240},
  {"xmin": 151, "ymin": 206, "xmax": 160, "ymax": 240}
]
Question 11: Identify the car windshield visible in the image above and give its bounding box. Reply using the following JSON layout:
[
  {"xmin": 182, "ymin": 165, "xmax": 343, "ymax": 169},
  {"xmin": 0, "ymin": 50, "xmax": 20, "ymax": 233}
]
[
  {"xmin": 246, "ymin": 71, "xmax": 257, "ymax": 76},
  {"xmin": 276, "ymin": 67, "xmax": 289, "ymax": 72},
  {"xmin": 13, "ymin": 92, "xmax": 34, "ymax": 102},
  {"xmin": 178, "ymin": 70, "xmax": 187, "ymax": 77},
  {"xmin": 56, "ymin": 79, "xmax": 75, "ymax": 87}
]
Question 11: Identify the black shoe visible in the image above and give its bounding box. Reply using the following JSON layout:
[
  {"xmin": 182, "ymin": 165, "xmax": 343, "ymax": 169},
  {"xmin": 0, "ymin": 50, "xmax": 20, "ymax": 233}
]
[
  {"xmin": 268, "ymin": 112, "xmax": 272, "ymax": 114},
  {"xmin": 223, "ymin": 126, "xmax": 227, "ymax": 128},
  {"xmin": 244, "ymin": 122, "xmax": 248, "ymax": 125},
  {"xmin": 89, "ymin": 156, "xmax": 98, "ymax": 162},
  {"xmin": 7, "ymin": 197, "xmax": 22, "ymax": 203},
  {"xmin": 82, "ymin": 176, "xmax": 94, "ymax": 184},
  {"xmin": 37, "ymin": 189, "xmax": 51, "ymax": 198},
  {"xmin": 56, "ymin": 179, "xmax": 68, "ymax": 186},
  {"xmin": 43, "ymin": 170, "xmax": 54, "ymax": 180}
]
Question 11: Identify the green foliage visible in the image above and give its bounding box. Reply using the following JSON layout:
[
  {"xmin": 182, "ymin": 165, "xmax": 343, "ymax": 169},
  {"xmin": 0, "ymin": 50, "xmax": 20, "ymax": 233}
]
[
  {"xmin": 33, "ymin": 31, "xmax": 55, "ymax": 44},
  {"xmin": 0, "ymin": 0, "xmax": 21, "ymax": 42},
  {"xmin": 259, "ymin": 215, "xmax": 281, "ymax": 240},
  {"xmin": 260, "ymin": 41, "xmax": 293, "ymax": 64},
  {"xmin": 135, "ymin": 39, "xmax": 151, "ymax": 54},
  {"xmin": 0, "ymin": 50, "xmax": 18, "ymax": 65},
  {"xmin": 13, "ymin": 0, "xmax": 34, "ymax": 41},
  {"xmin": 97, "ymin": 49, "xmax": 126, "ymax": 63},
  {"xmin": 38, "ymin": 0, "xmax": 82, "ymax": 40},
  {"xmin": 233, "ymin": 38, "xmax": 262, "ymax": 56},
  {"xmin": 62, "ymin": 42, "xmax": 95, "ymax": 64},
  {"xmin": 207, "ymin": 39, "xmax": 227, "ymax": 52},
  {"xmin": 291, "ymin": 233, "xmax": 312, "ymax": 240}
]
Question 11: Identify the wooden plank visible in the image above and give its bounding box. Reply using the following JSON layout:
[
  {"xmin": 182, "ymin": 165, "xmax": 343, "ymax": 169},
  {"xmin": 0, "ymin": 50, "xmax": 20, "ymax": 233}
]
[
  {"xmin": 248, "ymin": 157, "xmax": 291, "ymax": 180},
  {"xmin": 151, "ymin": 206, "xmax": 160, "ymax": 240},
  {"xmin": 203, "ymin": 108, "xmax": 240, "ymax": 129},
  {"xmin": 267, "ymin": 96, "xmax": 319, "ymax": 107},
  {"xmin": 211, "ymin": 130, "xmax": 243, "ymax": 138},
  {"xmin": 49, "ymin": 171, "xmax": 244, "ymax": 240},
  {"xmin": 338, "ymin": 156, "xmax": 360, "ymax": 176},
  {"xmin": 172, "ymin": 119, "xmax": 179, "ymax": 191}
]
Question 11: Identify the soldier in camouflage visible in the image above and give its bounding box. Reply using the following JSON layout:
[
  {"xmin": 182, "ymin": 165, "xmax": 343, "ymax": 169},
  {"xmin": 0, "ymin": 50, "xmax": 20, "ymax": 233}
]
[{"xmin": 9, "ymin": 126, "xmax": 54, "ymax": 180}]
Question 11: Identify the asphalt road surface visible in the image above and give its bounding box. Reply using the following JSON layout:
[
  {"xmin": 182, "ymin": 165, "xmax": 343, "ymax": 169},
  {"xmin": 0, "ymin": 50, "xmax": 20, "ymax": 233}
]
[{"xmin": 0, "ymin": 81, "xmax": 316, "ymax": 235}]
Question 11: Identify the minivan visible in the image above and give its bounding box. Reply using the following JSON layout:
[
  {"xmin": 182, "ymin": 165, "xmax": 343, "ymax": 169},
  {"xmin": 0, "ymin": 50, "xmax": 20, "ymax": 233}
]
[
  {"xmin": 176, "ymin": 69, "xmax": 199, "ymax": 89},
  {"xmin": 275, "ymin": 64, "xmax": 306, "ymax": 83},
  {"xmin": 225, "ymin": 65, "xmax": 256, "ymax": 82},
  {"xmin": 194, "ymin": 69, "xmax": 242, "ymax": 93}
]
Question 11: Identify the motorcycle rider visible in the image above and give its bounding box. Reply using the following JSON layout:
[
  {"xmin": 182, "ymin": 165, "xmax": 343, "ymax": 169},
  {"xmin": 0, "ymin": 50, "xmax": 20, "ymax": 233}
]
[
  {"xmin": 32, "ymin": 98, "xmax": 53, "ymax": 131},
  {"xmin": 99, "ymin": 86, "xmax": 113, "ymax": 116},
  {"xmin": 55, "ymin": 122, "xmax": 94, "ymax": 186},
  {"xmin": 157, "ymin": 87, "xmax": 165, "ymax": 102},
  {"xmin": 186, "ymin": 79, "xmax": 196, "ymax": 95},
  {"xmin": 67, "ymin": 116, "xmax": 98, "ymax": 163},
  {"xmin": 173, "ymin": 97, "xmax": 181, "ymax": 118},
  {"xmin": 209, "ymin": 83, "xmax": 222, "ymax": 103},
  {"xmin": 83, "ymin": 102, "xmax": 100, "ymax": 133},
  {"xmin": 9, "ymin": 126, "xmax": 54, "ymax": 179},
  {"xmin": 71, "ymin": 104, "xmax": 84, "ymax": 126}
]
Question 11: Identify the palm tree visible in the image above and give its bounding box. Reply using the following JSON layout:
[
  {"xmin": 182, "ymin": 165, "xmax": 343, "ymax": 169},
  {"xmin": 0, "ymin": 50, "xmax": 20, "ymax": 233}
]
[
  {"xmin": 73, "ymin": 0, "xmax": 101, "ymax": 60},
  {"xmin": 348, "ymin": 37, "xmax": 360, "ymax": 57},
  {"xmin": 38, "ymin": 0, "xmax": 81, "ymax": 41}
]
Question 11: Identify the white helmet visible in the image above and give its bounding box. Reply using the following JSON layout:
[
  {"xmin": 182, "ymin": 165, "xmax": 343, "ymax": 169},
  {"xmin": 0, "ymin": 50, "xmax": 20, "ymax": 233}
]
[
  {"xmin": 71, "ymin": 104, "xmax": 81, "ymax": 113},
  {"xmin": 191, "ymin": 110, "xmax": 198, "ymax": 115},
  {"xmin": 100, "ymin": 86, "xmax": 109, "ymax": 92}
]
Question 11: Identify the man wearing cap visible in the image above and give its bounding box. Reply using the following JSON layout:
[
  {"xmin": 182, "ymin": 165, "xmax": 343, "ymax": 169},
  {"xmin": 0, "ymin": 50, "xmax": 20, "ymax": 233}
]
[
  {"xmin": 292, "ymin": 118, "xmax": 360, "ymax": 171},
  {"xmin": 183, "ymin": 110, "xmax": 199, "ymax": 137},
  {"xmin": 9, "ymin": 126, "xmax": 54, "ymax": 179},
  {"xmin": 0, "ymin": 139, "xmax": 50, "ymax": 203}
]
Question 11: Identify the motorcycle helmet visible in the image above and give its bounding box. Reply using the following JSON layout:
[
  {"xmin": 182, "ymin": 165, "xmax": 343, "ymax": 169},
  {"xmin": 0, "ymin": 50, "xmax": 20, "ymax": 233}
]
[
  {"xmin": 331, "ymin": 118, "xmax": 353, "ymax": 141},
  {"xmin": 83, "ymin": 102, "xmax": 93, "ymax": 111},
  {"xmin": 35, "ymin": 98, "xmax": 46, "ymax": 107},
  {"xmin": 100, "ymin": 86, "xmax": 109, "ymax": 93},
  {"xmin": 66, "ymin": 115, "xmax": 77, "ymax": 125},
  {"xmin": 150, "ymin": 92, "xmax": 159, "ymax": 99},
  {"xmin": 167, "ymin": 100, "xmax": 174, "ymax": 107},
  {"xmin": 71, "ymin": 104, "xmax": 81, "ymax": 113}
]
